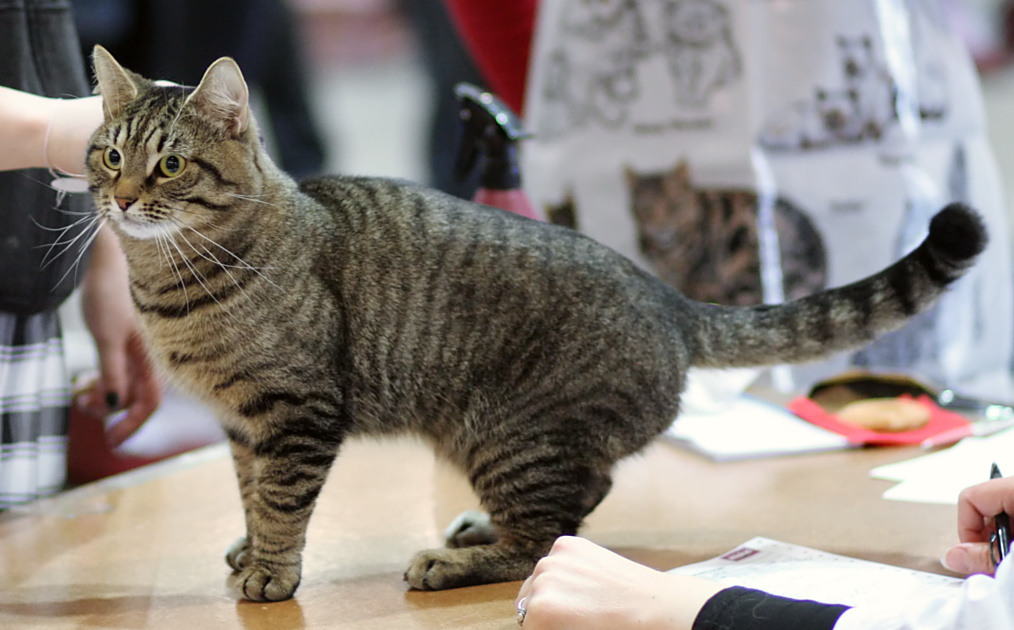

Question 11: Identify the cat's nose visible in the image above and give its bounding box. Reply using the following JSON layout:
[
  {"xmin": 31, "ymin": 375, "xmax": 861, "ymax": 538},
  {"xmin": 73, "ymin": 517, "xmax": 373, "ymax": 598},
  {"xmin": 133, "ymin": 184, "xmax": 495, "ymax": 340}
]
[{"xmin": 114, "ymin": 196, "xmax": 137, "ymax": 211}]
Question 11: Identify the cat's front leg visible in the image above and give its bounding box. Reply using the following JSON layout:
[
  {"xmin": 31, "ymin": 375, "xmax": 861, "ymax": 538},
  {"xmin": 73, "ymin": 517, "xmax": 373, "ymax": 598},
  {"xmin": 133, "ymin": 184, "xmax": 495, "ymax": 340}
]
[
  {"xmin": 224, "ymin": 425, "xmax": 341, "ymax": 602},
  {"xmin": 225, "ymin": 439, "xmax": 258, "ymax": 572}
]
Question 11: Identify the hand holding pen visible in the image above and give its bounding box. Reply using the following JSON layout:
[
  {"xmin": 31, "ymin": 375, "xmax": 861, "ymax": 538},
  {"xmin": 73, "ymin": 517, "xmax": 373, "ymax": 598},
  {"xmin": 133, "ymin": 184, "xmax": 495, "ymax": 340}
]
[{"xmin": 941, "ymin": 464, "xmax": 1014, "ymax": 575}]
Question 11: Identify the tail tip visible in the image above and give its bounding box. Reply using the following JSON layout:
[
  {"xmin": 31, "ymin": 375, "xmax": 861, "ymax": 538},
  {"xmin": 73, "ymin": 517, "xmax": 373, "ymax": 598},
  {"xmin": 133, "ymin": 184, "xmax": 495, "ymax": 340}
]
[{"xmin": 928, "ymin": 203, "xmax": 988, "ymax": 262}]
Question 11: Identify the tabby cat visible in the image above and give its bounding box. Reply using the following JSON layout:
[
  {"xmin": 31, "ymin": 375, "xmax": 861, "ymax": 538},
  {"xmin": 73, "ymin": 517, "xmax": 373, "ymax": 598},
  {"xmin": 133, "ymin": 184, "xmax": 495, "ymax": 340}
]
[
  {"xmin": 86, "ymin": 46, "xmax": 986, "ymax": 602},
  {"xmin": 627, "ymin": 161, "xmax": 828, "ymax": 305}
]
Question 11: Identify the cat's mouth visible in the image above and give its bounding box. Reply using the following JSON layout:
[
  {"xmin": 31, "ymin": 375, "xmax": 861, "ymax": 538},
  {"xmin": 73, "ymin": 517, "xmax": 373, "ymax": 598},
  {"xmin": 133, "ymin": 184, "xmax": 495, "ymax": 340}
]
[{"xmin": 105, "ymin": 205, "xmax": 175, "ymax": 240}]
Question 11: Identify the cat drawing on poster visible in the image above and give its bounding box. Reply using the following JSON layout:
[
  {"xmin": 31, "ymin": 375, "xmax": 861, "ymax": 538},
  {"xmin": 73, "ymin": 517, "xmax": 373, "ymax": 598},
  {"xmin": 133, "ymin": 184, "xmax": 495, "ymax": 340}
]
[
  {"xmin": 661, "ymin": 0, "xmax": 741, "ymax": 108},
  {"xmin": 535, "ymin": 0, "xmax": 743, "ymax": 139},
  {"xmin": 537, "ymin": 0, "xmax": 650, "ymax": 139}
]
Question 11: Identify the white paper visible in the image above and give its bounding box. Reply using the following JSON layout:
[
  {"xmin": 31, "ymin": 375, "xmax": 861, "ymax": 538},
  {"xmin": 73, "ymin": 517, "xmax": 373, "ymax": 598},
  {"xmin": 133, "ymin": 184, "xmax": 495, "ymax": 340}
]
[
  {"xmin": 664, "ymin": 394, "xmax": 852, "ymax": 461},
  {"xmin": 871, "ymin": 427, "xmax": 1014, "ymax": 504},
  {"xmin": 669, "ymin": 537, "xmax": 962, "ymax": 608}
]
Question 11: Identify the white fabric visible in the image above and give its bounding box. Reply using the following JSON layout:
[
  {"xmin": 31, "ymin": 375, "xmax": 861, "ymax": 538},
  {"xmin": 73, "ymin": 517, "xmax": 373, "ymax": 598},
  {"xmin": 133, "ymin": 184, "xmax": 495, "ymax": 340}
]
[
  {"xmin": 0, "ymin": 312, "xmax": 70, "ymax": 508},
  {"xmin": 834, "ymin": 558, "xmax": 1014, "ymax": 630},
  {"xmin": 522, "ymin": 0, "xmax": 1014, "ymax": 401}
]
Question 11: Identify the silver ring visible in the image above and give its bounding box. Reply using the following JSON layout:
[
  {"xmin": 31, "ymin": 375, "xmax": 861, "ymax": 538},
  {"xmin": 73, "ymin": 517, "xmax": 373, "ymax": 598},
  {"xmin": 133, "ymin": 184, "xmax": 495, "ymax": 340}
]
[{"xmin": 516, "ymin": 596, "xmax": 527, "ymax": 626}]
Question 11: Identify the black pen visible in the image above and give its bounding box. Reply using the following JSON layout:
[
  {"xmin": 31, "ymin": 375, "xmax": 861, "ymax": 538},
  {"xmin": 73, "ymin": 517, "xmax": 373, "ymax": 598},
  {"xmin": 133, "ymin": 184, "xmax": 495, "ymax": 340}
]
[{"xmin": 990, "ymin": 463, "xmax": 1011, "ymax": 568}]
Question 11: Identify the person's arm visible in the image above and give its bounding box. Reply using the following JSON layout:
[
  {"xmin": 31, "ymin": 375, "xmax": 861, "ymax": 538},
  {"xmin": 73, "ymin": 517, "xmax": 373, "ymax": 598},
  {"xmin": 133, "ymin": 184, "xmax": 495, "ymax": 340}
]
[
  {"xmin": 0, "ymin": 86, "xmax": 102, "ymax": 173},
  {"xmin": 441, "ymin": 1, "xmax": 537, "ymax": 114},
  {"xmin": 834, "ymin": 557, "xmax": 1014, "ymax": 630},
  {"xmin": 520, "ymin": 535, "xmax": 1014, "ymax": 630},
  {"xmin": 693, "ymin": 587, "xmax": 848, "ymax": 630},
  {"xmin": 515, "ymin": 536, "xmax": 725, "ymax": 629},
  {"xmin": 516, "ymin": 537, "xmax": 850, "ymax": 630},
  {"xmin": 518, "ymin": 475, "xmax": 1014, "ymax": 630},
  {"xmin": 77, "ymin": 224, "xmax": 162, "ymax": 446}
]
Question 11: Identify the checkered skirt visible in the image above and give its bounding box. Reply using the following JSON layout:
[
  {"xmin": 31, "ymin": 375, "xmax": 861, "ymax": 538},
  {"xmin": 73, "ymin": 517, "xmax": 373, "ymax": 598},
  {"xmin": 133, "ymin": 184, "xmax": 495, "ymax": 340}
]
[{"xmin": 0, "ymin": 311, "xmax": 70, "ymax": 508}]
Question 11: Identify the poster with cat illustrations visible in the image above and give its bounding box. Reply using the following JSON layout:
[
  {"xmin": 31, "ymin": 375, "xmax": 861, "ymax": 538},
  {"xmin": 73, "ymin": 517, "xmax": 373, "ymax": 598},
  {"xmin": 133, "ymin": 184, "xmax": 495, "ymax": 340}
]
[{"xmin": 522, "ymin": 0, "xmax": 1014, "ymax": 401}]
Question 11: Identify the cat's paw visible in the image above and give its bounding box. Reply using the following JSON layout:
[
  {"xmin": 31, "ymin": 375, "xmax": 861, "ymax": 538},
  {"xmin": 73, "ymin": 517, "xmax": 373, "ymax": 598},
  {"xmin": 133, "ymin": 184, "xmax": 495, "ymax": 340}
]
[
  {"xmin": 225, "ymin": 537, "xmax": 252, "ymax": 571},
  {"xmin": 404, "ymin": 548, "xmax": 468, "ymax": 591},
  {"xmin": 404, "ymin": 546, "xmax": 534, "ymax": 590},
  {"xmin": 443, "ymin": 510, "xmax": 498, "ymax": 548},
  {"xmin": 230, "ymin": 563, "xmax": 302, "ymax": 602}
]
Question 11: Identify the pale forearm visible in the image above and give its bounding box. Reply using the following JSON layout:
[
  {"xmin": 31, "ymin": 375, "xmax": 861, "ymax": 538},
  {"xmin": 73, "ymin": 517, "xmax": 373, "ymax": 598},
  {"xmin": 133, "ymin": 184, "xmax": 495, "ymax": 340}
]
[{"xmin": 0, "ymin": 87, "xmax": 102, "ymax": 173}]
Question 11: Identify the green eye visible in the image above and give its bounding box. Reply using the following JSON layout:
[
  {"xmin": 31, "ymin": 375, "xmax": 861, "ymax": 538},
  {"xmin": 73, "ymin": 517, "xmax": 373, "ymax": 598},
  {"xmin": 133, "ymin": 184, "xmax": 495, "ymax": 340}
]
[
  {"xmin": 102, "ymin": 147, "xmax": 122, "ymax": 170},
  {"xmin": 159, "ymin": 154, "xmax": 187, "ymax": 178}
]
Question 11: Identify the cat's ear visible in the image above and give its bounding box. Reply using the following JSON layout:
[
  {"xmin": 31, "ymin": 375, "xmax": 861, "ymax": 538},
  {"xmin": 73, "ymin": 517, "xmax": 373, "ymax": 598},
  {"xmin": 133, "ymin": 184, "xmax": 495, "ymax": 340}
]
[
  {"xmin": 92, "ymin": 45, "xmax": 140, "ymax": 121},
  {"xmin": 622, "ymin": 165, "xmax": 638, "ymax": 187},
  {"xmin": 663, "ymin": 161, "xmax": 691, "ymax": 195},
  {"xmin": 187, "ymin": 57, "xmax": 250, "ymax": 137},
  {"xmin": 673, "ymin": 160, "xmax": 690, "ymax": 180}
]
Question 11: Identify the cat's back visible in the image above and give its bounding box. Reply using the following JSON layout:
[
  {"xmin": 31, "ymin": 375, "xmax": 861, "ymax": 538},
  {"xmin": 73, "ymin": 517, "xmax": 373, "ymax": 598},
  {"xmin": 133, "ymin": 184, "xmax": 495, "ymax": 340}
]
[
  {"xmin": 297, "ymin": 174, "xmax": 652, "ymax": 289},
  {"xmin": 296, "ymin": 174, "xmax": 683, "ymax": 362}
]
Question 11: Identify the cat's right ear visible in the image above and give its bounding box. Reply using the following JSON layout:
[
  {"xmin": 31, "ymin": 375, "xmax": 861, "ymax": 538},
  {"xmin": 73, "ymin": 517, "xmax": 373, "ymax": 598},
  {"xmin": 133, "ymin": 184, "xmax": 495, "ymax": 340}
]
[{"xmin": 92, "ymin": 45, "xmax": 139, "ymax": 121}]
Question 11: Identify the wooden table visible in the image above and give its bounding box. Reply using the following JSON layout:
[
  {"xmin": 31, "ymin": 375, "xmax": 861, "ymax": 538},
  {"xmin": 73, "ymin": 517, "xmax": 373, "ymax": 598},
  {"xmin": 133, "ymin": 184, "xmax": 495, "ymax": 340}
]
[{"xmin": 0, "ymin": 436, "xmax": 958, "ymax": 629}]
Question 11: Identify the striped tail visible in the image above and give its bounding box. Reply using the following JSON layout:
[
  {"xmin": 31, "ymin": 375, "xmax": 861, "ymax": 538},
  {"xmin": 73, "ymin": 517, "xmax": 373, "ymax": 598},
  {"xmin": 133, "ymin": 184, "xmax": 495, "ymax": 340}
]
[{"xmin": 687, "ymin": 203, "xmax": 987, "ymax": 368}]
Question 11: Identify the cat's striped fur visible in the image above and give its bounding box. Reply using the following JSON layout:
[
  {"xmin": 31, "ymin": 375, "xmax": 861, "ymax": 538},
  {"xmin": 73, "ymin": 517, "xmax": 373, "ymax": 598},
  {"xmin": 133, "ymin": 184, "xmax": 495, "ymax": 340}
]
[{"xmin": 86, "ymin": 46, "xmax": 986, "ymax": 601}]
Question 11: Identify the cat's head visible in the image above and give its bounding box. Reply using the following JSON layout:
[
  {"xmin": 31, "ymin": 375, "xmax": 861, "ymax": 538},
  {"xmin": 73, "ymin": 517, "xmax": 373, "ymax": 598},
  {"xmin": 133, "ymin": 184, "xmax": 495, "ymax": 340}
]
[
  {"xmin": 87, "ymin": 45, "xmax": 267, "ymax": 241},
  {"xmin": 625, "ymin": 161, "xmax": 698, "ymax": 247},
  {"xmin": 836, "ymin": 35, "xmax": 875, "ymax": 78},
  {"xmin": 666, "ymin": 0, "xmax": 729, "ymax": 44},
  {"xmin": 814, "ymin": 87, "xmax": 859, "ymax": 134}
]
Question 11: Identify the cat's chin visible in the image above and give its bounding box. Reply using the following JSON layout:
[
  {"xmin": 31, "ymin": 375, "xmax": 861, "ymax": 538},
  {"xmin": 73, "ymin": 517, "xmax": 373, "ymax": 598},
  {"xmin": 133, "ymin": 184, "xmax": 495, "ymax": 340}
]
[{"xmin": 108, "ymin": 216, "xmax": 174, "ymax": 241}]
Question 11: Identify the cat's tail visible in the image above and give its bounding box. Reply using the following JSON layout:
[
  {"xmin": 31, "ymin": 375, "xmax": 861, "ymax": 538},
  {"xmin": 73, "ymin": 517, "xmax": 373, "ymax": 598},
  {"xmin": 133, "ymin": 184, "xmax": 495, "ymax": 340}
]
[{"xmin": 686, "ymin": 203, "xmax": 986, "ymax": 369}]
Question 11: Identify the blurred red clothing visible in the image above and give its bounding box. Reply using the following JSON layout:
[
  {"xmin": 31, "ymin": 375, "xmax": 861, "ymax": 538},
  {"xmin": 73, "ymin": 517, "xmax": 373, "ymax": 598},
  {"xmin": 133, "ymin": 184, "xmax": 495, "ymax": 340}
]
[{"xmin": 442, "ymin": 1, "xmax": 537, "ymax": 113}]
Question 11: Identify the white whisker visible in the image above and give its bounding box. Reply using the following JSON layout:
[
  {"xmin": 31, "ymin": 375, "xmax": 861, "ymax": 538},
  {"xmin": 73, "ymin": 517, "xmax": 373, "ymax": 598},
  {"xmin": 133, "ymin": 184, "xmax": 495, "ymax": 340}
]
[
  {"xmin": 224, "ymin": 192, "xmax": 279, "ymax": 208},
  {"xmin": 166, "ymin": 231, "xmax": 228, "ymax": 312},
  {"xmin": 155, "ymin": 226, "xmax": 190, "ymax": 311},
  {"xmin": 176, "ymin": 221, "xmax": 281, "ymax": 291},
  {"xmin": 51, "ymin": 217, "xmax": 105, "ymax": 289},
  {"xmin": 173, "ymin": 224, "xmax": 253, "ymax": 306},
  {"xmin": 30, "ymin": 210, "xmax": 97, "ymax": 233},
  {"xmin": 36, "ymin": 213, "xmax": 104, "ymax": 270}
]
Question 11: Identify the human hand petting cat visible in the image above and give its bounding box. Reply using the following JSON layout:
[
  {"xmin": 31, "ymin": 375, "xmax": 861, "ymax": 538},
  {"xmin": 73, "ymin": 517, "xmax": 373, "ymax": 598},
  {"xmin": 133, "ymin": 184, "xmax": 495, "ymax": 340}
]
[
  {"xmin": 78, "ymin": 225, "xmax": 162, "ymax": 446},
  {"xmin": 514, "ymin": 536, "xmax": 722, "ymax": 630}
]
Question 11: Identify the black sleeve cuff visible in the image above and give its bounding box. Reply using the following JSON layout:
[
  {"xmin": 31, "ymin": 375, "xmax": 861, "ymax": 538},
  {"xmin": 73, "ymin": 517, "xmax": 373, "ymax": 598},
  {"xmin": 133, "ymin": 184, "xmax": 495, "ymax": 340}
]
[{"xmin": 692, "ymin": 586, "xmax": 850, "ymax": 630}]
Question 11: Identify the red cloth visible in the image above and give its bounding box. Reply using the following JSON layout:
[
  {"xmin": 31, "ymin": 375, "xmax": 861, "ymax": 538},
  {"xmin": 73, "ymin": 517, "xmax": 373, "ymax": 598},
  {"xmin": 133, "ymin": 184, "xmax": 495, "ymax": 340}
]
[
  {"xmin": 442, "ymin": 0, "xmax": 538, "ymax": 114},
  {"xmin": 788, "ymin": 395, "xmax": 970, "ymax": 447}
]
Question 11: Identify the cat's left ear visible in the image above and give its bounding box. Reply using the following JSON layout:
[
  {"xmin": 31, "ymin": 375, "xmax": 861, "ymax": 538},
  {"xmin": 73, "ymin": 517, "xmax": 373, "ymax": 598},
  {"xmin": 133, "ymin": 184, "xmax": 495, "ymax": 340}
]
[{"xmin": 187, "ymin": 57, "xmax": 250, "ymax": 137}]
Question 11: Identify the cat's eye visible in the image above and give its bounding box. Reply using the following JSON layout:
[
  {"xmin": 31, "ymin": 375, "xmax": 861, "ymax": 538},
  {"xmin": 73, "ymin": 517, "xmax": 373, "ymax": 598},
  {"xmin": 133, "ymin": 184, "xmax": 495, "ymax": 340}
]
[
  {"xmin": 158, "ymin": 154, "xmax": 187, "ymax": 178},
  {"xmin": 102, "ymin": 147, "xmax": 122, "ymax": 170}
]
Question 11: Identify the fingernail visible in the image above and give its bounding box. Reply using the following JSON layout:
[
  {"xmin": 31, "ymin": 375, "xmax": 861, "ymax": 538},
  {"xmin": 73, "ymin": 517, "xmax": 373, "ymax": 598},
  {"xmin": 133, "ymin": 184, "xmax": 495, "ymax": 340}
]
[
  {"xmin": 105, "ymin": 391, "xmax": 120, "ymax": 411},
  {"xmin": 941, "ymin": 544, "xmax": 972, "ymax": 574}
]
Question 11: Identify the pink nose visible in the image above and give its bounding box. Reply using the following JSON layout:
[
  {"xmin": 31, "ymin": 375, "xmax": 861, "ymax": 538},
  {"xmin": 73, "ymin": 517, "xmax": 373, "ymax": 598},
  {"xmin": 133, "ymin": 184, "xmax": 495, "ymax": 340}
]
[{"xmin": 114, "ymin": 196, "xmax": 137, "ymax": 211}]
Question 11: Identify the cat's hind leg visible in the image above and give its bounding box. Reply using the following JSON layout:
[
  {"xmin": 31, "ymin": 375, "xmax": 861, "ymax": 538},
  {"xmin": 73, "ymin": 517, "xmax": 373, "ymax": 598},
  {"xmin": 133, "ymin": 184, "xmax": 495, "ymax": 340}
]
[
  {"xmin": 443, "ymin": 470, "xmax": 612, "ymax": 549},
  {"xmin": 406, "ymin": 443, "xmax": 613, "ymax": 590},
  {"xmin": 444, "ymin": 510, "xmax": 498, "ymax": 548}
]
